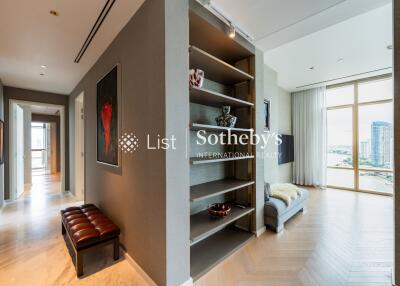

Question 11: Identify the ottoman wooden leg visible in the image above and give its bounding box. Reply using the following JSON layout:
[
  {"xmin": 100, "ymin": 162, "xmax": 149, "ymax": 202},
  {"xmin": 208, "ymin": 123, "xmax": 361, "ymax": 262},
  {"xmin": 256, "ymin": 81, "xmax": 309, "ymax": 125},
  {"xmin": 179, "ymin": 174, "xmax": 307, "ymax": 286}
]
[
  {"xmin": 113, "ymin": 237, "xmax": 120, "ymax": 261},
  {"xmin": 76, "ymin": 251, "xmax": 83, "ymax": 277}
]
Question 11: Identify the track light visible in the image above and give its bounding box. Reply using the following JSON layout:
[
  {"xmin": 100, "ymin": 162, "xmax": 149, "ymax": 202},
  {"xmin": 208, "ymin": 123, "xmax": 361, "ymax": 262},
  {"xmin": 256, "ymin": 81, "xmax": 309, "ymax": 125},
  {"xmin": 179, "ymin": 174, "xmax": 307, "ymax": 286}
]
[{"xmin": 228, "ymin": 24, "xmax": 236, "ymax": 39}]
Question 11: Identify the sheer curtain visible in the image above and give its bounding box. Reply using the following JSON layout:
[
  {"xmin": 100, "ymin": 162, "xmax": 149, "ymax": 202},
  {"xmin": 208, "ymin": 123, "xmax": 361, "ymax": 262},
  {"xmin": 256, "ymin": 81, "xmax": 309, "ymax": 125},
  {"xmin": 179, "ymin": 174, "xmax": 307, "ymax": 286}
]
[{"xmin": 292, "ymin": 87, "xmax": 327, "ymax": 187}]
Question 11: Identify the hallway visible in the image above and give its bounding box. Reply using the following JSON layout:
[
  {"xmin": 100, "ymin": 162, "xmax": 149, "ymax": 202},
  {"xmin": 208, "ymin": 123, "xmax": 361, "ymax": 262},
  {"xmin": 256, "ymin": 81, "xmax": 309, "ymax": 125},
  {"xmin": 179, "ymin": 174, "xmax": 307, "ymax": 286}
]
[{"xmin": 0, "ymin": 174, "xmax": 151, "ymax": 286}]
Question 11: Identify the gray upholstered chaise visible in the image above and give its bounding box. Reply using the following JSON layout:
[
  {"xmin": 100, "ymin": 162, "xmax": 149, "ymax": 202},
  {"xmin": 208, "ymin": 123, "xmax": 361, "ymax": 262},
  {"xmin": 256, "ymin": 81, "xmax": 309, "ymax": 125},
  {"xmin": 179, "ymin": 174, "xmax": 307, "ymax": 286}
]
[{"xmin": 264, "ymin": 188, "xmax": 308, "ymax": 233}]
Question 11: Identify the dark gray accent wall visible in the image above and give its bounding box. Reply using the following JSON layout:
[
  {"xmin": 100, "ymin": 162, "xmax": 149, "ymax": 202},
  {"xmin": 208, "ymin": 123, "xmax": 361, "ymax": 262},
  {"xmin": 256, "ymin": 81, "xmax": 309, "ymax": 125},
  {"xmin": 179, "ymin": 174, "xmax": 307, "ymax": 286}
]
[
  {"xmin": 0, "ymin": 79, "xmax": 4, "ymax": 207},
  {"xmin": 31, "ymin": 114, "xmax": 61, "ymax": 171},
  {"xmin": 69, "ymin": 0, "xmax": 190, "ymax": 285},
  {"xmin": 3, "ymin": 86, "xmax": 69, "ymax": 200}
]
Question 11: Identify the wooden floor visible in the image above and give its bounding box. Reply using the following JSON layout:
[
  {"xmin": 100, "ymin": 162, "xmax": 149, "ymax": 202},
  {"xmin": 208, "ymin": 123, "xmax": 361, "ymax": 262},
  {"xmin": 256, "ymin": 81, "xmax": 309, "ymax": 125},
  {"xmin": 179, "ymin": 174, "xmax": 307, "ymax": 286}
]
[
  {"xmin": 0, "ymin": 173, "xmax": 151, "ymax": 286},
  {"xmin": 196, "ymin": 188, "xmax": 394, "ymax": 286},
  {"xmin": 0, "ymin": 176, "xmax": 393, "ymax": 286}
]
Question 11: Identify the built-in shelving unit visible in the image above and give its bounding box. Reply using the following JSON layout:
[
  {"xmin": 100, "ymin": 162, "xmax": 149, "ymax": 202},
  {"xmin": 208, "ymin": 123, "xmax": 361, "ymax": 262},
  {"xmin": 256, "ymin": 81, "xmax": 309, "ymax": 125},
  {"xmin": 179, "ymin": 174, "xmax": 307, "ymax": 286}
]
[
  {"xmin": 188, "ymin": 1, "xmax": 257, "ymax": 280},
  {"xmin": 190, "ymin": 179, "xmax": 254, "ymax": 202},
  {"xmin": 190, "ymin": 206, "xmax": 255, "ymax": 245},
  {"xmin": 190, "ymin": 86, "xmax": 253, "ymax": 107},
  {"xmin": 189, "ymin": 45, "xmax": 254, "ymax": 85},
  {"xmin": 190, "ymin": 226, "xmax": 254, "ymax": 281},
  {"xmin": 190, "ymin": 123, "xmax": 253, "ymax": 133}
]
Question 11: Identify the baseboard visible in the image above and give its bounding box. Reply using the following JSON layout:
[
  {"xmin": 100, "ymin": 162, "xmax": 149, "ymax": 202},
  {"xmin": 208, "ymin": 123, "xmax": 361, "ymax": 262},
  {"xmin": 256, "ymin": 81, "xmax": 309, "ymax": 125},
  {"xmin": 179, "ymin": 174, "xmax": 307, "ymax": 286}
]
[
  {"xmin": 121, "ymin": 248, "xmax": 157, "ymax": 286},
  {"xmin": 255, "ymin": 226, "xmax": 266, "ymax": 237},
  {"xmin": 181, "ymin": 277, "xmax": 193, "ymax": 286}
]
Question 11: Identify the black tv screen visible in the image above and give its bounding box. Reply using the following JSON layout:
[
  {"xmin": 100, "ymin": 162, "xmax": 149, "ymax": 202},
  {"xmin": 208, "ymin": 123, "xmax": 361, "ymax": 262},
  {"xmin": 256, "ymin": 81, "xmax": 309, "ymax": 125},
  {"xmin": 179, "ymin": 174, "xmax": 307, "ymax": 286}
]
[{"xmin": 278, "ymin": 134, "xmax": 294, "ymax": 165}]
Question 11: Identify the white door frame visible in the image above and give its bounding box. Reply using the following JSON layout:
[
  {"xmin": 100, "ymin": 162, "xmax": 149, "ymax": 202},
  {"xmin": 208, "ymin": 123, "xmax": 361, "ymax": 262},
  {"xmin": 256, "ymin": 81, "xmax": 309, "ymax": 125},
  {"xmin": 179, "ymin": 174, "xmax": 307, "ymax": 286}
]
[
  {"xmin": 9, "ymin": 103, "xmax": 24, "ymax": 199},
  {"xmin": 9, "ymin": 100, "xmax": 66, "ymax": 199},
  {"xmin": 75, "ymin": 92, "xmax": 85, "ymax": 200}
]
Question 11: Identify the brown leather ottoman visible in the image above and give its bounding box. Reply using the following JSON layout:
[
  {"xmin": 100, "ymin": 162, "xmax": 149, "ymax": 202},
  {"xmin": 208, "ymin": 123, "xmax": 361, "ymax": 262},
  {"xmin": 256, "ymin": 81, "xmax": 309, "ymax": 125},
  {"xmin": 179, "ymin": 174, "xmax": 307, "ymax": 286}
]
[{"xmin": 61, "ymin": 204, "xmax": 120, "ymax": 277}]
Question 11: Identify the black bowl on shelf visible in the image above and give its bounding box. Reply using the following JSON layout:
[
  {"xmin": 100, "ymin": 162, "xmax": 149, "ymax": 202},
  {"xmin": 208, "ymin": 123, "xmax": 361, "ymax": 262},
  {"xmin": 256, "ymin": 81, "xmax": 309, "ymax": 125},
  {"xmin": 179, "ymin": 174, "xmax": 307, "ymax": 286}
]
[{"xmin": 208, "ymin": 203, "xmax": 231, "ymax": 218}]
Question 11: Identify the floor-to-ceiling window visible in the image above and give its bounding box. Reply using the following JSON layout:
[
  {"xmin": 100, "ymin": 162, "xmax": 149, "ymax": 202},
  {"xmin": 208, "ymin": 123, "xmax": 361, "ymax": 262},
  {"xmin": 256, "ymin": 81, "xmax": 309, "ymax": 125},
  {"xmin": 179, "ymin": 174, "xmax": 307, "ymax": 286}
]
[
  {"xmin": 326, "ymin": 75, "xmax": 393, "ymax": 195},
  {"xmin": 31, "ymin": 122, "xmax": 47, "ymax": 170}
]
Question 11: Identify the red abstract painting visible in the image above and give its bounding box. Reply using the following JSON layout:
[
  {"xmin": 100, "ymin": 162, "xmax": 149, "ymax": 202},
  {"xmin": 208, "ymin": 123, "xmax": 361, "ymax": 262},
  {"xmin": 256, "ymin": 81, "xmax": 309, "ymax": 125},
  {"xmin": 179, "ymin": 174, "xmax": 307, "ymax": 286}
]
[{"xmin": 97, "ymin": 66, "xmax": 118, "ymax": 166}]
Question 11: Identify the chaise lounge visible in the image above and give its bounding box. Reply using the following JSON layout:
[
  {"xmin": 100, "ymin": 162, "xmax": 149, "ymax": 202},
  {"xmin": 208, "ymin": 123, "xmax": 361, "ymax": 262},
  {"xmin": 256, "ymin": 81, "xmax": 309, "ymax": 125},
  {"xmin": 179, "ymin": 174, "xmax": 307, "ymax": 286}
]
[{"xmin": 264, "ymin": 184, "xmax": 308, "ymax": 232}]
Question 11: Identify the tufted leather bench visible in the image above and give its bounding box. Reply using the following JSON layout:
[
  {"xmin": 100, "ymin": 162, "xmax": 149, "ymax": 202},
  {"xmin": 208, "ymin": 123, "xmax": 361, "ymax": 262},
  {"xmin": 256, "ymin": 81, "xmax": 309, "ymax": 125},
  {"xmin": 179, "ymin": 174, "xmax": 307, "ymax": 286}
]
[{"xmin": 61, "ymin": 204, "xmax": 120, "ymax": 277}]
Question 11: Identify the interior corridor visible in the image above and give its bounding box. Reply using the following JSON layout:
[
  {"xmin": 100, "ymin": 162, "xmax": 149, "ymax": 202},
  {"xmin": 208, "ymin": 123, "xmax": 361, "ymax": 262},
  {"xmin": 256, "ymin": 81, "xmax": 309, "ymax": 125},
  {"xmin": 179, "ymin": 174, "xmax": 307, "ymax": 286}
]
[{"xmin": 0, "ymin": 173, "xmax": 152, "ymax": 286}]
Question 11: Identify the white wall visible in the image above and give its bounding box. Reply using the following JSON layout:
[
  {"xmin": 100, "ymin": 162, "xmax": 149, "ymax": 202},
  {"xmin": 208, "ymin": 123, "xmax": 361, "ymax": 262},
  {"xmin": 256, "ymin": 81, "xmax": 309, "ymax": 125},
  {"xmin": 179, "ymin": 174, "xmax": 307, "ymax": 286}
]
[
  {"xmin": 264, "ymin": 64, "xmax": 292, "ymax": 184},
  {"xmin": 22, "ymin": 106, "xmax": 31, "ymax": 185}
]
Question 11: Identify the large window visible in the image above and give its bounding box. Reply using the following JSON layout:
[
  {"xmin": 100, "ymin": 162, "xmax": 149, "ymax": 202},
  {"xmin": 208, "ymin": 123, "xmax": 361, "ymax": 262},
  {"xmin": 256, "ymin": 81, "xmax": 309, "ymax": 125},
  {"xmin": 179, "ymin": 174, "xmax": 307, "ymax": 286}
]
[
  {"xmin": 31, "ymin": 122, "xmax": 47, "ymax": 169},
  {"xmin": 326, "ymin": 76, "xmax": 393, "ymax": 195}
]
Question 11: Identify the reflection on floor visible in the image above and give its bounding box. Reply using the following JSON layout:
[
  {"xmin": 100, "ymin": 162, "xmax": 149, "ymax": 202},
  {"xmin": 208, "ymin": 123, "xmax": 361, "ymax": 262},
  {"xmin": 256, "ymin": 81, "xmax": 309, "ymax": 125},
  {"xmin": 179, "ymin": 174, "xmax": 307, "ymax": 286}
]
[
  {"xmin": 0, "ymin": 180, "xmax": 393, "ymax": 286},
  {"xmin": 23, "ymin": 171, "xmax": 61, "ymax": 199},
  {"xmin": 0, "ymin": 173, "xmax": 150, "ymax": 286}
]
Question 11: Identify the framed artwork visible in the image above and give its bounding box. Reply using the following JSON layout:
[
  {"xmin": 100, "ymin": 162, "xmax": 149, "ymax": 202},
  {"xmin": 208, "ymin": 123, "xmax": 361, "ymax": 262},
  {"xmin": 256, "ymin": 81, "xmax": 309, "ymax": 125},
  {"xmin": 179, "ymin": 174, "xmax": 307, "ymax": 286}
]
[
  {"xmin": 0, "ymin": 120, "xmax": 3, "ymax": 164},
  {"xmin": 264, "ymin": 99, "xmax": 270, "ymax": 132},
  {"xmin": 97, "ymin": 65, "xmax": 119, "ymax": 166}
]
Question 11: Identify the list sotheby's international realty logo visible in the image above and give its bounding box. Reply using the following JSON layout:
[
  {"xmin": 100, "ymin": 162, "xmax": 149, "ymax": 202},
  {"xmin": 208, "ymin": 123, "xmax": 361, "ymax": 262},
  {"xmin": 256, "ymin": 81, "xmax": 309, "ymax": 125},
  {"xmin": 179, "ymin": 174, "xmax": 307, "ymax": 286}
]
[{"xmin": 118, "ymin": 130, "xmax": 282, "ymax": 157}]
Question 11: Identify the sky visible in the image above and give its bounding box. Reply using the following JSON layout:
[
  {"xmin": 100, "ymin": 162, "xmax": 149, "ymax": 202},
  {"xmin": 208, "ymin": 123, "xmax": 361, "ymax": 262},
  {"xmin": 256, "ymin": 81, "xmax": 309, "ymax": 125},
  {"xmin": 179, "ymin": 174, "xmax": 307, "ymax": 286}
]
[{"xmin": 327, "ymin": 78, "xmax": 392, "ymax": 147}]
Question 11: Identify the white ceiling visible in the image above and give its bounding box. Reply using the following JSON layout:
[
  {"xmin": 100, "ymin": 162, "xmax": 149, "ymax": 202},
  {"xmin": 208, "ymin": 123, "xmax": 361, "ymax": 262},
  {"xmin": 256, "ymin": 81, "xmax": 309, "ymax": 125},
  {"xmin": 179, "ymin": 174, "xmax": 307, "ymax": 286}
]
[
  {"xmin": 212, "ymin": 0, "xmax": 391, "ymax": 50},
  {"xmin": 264, "ymin": 4, "xmax": 392, "ymax": 91},
  {"xmin": 212, "ymin": 0, "xmax": 393, "ymax": 91},
  {"xmin": 0, "ymin": 0, "xmax": 144, "ymax": 95},
  {"xmin": 17, "ymin": 103, "xmax": 61, "ymax": 115},
  {"xmin": 0, "ymin": 0, "xmax": 393, "ymax": 94}
]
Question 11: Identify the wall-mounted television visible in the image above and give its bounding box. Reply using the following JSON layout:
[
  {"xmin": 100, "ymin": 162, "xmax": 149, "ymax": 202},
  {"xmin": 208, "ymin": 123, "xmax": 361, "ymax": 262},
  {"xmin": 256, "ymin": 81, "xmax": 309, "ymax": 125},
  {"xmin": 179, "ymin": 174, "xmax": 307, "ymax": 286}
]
[{"xmin": 278, "ymin": 134, "xmax": 294, "ymax": 165}]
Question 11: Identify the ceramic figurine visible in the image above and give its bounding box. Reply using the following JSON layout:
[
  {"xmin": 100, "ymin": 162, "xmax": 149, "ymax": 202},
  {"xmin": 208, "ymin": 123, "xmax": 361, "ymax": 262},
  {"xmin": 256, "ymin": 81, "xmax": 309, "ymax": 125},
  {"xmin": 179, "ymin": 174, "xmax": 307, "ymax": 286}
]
[
  {"xmin": 215, "ymin": 106, "xmax": 237, "ymax": 128},
  {"xmin": 189, "ymin": 69, "xmax": 204, "ymax": 88}
]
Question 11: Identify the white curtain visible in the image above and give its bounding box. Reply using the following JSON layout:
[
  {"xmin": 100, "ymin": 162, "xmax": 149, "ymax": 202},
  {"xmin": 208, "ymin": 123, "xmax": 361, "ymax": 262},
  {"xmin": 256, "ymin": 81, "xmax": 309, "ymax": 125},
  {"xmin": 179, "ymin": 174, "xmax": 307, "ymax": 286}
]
[{"xmin": 292, "ymin": 87, "xmax": 327, "ymax": 187}]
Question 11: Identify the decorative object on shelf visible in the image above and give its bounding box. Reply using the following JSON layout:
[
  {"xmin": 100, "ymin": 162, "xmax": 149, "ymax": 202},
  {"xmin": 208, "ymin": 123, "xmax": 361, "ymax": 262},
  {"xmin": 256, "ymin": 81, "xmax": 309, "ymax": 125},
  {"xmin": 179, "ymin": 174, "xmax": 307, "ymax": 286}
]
[
  {"xmin": 97, "ymin": 65, "xmax": 120, "ymax": 167},
  {"xmin": 0, "ymin": 120, "xmax": 3, "ymax": 164},
  {"xmin": 264, "ymin": 98, "xmax": 270, "ymax": 132},
  {"xmin": 208, "ymin": 203, "xmax": 231, "ymax": 217},
  {"xmin": 189, "ymin": 69, "xmax": 204, "ymax": 88},
  {"xmin": 215, "ymin": 106, "xmax": 237, "ymax": 128}
]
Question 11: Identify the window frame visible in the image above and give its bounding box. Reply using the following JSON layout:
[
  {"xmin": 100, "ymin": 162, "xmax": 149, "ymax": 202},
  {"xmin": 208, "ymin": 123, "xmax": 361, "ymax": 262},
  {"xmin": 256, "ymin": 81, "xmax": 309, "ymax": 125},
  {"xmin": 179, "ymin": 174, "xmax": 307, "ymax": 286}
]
[{"xmin": 326, "ymin": 74, "xmax": 393, "ymax": 196}]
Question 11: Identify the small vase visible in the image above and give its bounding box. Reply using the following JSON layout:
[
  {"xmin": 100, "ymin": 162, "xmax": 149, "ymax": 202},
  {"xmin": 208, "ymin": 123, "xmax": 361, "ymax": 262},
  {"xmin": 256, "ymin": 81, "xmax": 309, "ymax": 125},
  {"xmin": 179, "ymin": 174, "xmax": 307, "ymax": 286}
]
[
  {"xmin": 189, "ymin": 69, "xmax": 204, "ymax": 88},
  {"xmin": 215, "ymin": 106, "xmax": 237, "ymax": 128}
]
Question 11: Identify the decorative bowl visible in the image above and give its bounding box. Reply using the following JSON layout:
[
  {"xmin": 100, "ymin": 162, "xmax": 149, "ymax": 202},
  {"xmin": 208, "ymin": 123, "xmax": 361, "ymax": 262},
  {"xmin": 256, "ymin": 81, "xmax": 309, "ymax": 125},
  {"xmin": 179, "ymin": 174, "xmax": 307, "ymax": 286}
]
[{"xmin": 208, "ymin": 203, "xmax": 231, "ymax": 218}]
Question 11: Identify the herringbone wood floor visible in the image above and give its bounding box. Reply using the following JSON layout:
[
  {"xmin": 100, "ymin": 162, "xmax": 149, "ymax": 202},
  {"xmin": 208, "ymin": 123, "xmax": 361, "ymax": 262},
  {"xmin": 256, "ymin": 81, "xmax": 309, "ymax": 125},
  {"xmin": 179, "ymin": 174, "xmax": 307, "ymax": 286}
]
[{"xmin": 195, "ymin": 188, "xmax": 393, "ymax": 286}]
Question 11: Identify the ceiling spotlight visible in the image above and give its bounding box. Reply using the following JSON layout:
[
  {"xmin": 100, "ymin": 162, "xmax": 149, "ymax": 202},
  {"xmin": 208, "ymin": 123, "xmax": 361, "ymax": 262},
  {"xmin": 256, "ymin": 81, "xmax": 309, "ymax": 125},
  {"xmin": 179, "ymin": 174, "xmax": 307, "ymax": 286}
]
[
  {"xmin": 40, "ymin": 73, "xmax": 45, "ymax": 76},
  {"xmin": 228, "ymin": 24, "xmax": 236, "ymax": 39},
  {"xmin": 387, "ymin": 45, "xmax": 393, "ymax": 50},
  {"xmin": 49, "ymin": 10, "xmax": 59, "ymax": 16},
  {"xmin": 41, "ymin": 65, "xmax": 47, "ymax": 69},
  {"xmin": 337, "ymin": 58, "xmax": 344, "ymax": 62},
  {"xmin": 309, "ymin": 66, "xmax": 315, "ymax": 70}
]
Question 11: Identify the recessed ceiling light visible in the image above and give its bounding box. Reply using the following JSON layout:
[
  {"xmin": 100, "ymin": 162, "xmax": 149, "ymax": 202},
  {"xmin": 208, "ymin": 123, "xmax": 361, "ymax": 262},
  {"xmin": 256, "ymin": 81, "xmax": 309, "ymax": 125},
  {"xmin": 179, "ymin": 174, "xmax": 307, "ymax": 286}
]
[
  {"xmin": 49, "ymin": 10, "xmax": 59, "ymax": 16},
  {"xmin": 40, "ymin": 73, "xmax": 45, "ymax": 76},
  {"xmin": 41, "ymin": 65, "xmax": 47, "ymax": 69},
  {"xmin": 309, "ymin": 66, "xmax": 315, "ymax": 70},
  {"xmin": 337, "ymin": 58, "xmax": 344, "ymax": 62},
  {"xmin": 387, "ymin": 45, "xmax": 393, "ymax": 50}
]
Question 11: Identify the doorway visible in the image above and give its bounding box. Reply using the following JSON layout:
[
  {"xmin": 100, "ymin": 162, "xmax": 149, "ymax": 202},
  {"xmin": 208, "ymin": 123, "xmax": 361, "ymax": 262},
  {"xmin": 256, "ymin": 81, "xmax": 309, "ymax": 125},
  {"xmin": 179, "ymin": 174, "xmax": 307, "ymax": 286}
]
[
  {"xmin": 9, "ymin": 100, "xmax": 65, "ymax": 200},
  {"xmin": 75, "ymin": 92, "xmax": 85, "ymax": 200}
]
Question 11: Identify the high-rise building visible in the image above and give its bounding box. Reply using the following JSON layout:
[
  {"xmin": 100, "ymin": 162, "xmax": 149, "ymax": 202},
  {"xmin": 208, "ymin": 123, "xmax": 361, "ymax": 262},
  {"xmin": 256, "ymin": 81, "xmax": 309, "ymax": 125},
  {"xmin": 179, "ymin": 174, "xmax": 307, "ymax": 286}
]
[
  {"xmin": 360, "ymin": 141, "xmax": 369, "ymax": 159},
  {"xmin": 371, "ymin": 121, "xmax": 392, "ymax": 167}
]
